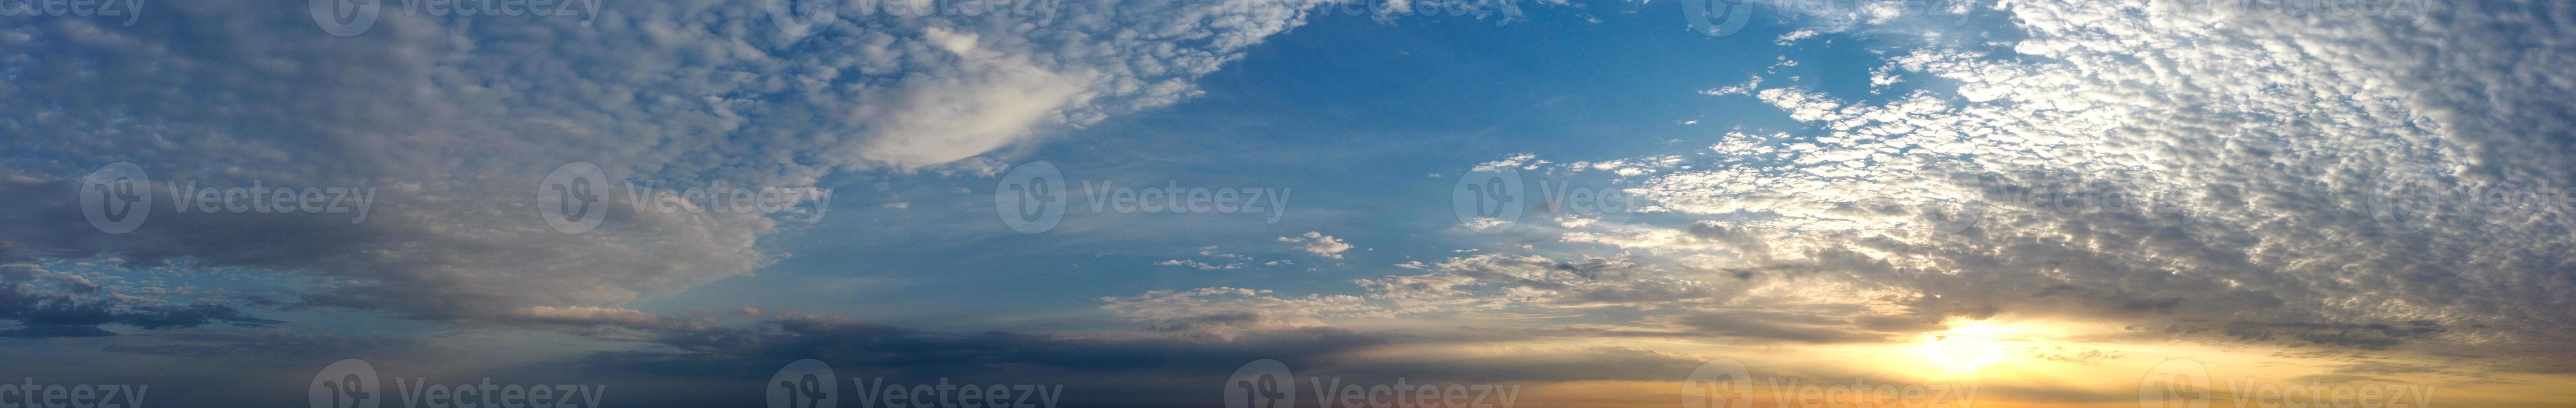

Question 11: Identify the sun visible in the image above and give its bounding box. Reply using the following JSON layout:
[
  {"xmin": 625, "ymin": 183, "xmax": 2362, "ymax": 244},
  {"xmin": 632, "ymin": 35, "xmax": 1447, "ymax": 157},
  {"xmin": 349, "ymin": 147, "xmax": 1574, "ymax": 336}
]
[{"xmin": 1920, "ymin": 321, "xmax": 2010, "ymax": 371}]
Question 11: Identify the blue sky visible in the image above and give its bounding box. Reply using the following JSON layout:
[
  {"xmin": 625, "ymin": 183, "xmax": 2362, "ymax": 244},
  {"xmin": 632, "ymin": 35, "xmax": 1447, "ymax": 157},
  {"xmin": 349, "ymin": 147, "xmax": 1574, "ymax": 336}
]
[
  {"xmin": 2, "ymin": 0, "xmax": 2573, "ymax": 406},
  {"xmin": 660, "ymin": 4, "xmax": 1849, "ymax": 331}
]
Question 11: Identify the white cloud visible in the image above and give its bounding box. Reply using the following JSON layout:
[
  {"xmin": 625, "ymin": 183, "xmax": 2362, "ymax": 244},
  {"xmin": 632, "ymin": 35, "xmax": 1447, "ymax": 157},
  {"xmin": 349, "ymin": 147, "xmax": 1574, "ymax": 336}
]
[
  {"xmin": 0, "ymin": 0, "xmax": 1361, "ymax": 325},
  {"xmin": 1103, "ymin": 0, "xmax": 2576, "ymax": 371},
  {"xmin": 1099, "ymin": 287, "xmax": 1376, "ymax": 341},
  {"xmin": 1279, "ymin": 231, "xmax": 1354, "ymax": 259},
  {"xmin": 1155, "ymin": 259, "xmax": 1245, "ymax": 271},
  {"xmin": 1529, "ymin": 0, "xmax": 2576, "ymax": 363}
]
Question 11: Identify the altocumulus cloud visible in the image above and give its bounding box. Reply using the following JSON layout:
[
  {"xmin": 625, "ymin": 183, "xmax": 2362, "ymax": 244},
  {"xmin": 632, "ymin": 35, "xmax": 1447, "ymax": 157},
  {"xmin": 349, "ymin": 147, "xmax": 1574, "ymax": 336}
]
[
  {"xmin": 1566, "ymin": 0, "xmax": 2573, "ymax": 369},
  {"xmin": 0, "ymin": 0, "xmax": 1375, "ymax": 332},
  {"xmin": 2, "ymin": 0, "xmax": 2575, "ymax": 405},
  {"xmin": 1101, "ymin": 0, "xmax": 2576, "ymax": 378}
]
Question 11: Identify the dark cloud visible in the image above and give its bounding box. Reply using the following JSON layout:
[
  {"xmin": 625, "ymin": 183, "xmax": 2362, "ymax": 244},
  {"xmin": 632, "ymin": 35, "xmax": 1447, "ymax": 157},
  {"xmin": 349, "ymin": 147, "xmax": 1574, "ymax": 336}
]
[
  {"xmin": 1301, "ymin": 346, "xmax": 1707, "ymax": 383},
  {"xmin": 98, "ymin": 333, "xmax": 431, "ymax": 361},
  {"xmin": 1665, "ymin": 309, "xmax": 1893, "ymax": 343},
  {"xmin": 586, "ymin": 315, "xmax": 1388, "ymax": 379},
  {"xmin": 0, "ymin": 0, "xmax": 1379, "ymax": 325},
  {"xmin": 0, "ymin": 263, "xmax": 278, "ymax": 337},
  {"xmin": 2223, "ymin": 321, "xmax": 2447, "ymax": 350}
]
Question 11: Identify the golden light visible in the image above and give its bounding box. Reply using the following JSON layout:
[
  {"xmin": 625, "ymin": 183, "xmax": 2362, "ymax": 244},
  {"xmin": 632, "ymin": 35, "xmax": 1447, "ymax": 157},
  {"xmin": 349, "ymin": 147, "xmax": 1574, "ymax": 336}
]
[{"xmin": 1920, "ymin": 321, "xmax": 2009, "ymax": 371}]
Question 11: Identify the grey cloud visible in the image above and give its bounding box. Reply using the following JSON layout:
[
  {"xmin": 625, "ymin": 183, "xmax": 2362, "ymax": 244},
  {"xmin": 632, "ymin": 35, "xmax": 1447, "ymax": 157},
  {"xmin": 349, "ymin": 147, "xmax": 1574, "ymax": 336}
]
[
  {"xmin": 98, "ymin": 333, "xmax": 432, "ymax": 361},
  {"xmin": 0, "ymin": 263, "xmax": 278, "ymax": 337},
  {"xmin": 1663, "ymin": 308, "xmax": 1893, "ymax": 343},
  {"xmin": 1364, "ymin": 254, "xmax": 1735, "ymax": 308},
  {"xmin": 0, "ymin": 0, "xmax": 1376, "ymax": 325},
  {"xmin": 1473, "ymin": 0, "xmax": 2576, "ymax": 363},
  {"xmin": 1299, "ymin": 346, "xmax": 1707, "ymax": 383},
  {"xmin": 579, "ymin": 313, "xmax": 1389, "ymax": 382},
  {"xmin": 2222, "ymin": 321, "xmax": 2446, "ymax": 350},
  {"xmin": 1100, "ymin": 287, "xmax": 1378, "ymax": 341}
]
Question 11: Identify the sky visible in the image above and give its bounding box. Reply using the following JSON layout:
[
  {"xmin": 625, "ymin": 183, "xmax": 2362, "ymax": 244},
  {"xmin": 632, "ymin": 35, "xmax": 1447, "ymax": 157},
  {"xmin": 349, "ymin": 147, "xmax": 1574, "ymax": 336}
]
[{"xmin": 1, "ymin": 0, "xmax": 2573, "ymax": 407}]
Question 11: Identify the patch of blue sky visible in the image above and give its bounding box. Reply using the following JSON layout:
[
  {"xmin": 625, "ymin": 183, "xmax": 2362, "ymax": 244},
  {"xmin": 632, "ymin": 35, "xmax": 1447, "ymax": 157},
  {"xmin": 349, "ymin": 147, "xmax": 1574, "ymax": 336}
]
[{"xmin": 631, "ymin": 0, "xmax": 1993, "ymax": 333}]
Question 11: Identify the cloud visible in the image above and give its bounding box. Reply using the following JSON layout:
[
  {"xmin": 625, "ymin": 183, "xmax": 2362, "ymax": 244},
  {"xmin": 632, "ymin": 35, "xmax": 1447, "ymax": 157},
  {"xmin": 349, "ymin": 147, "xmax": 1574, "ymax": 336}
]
[
  {"xmin": 1108, "ymin": 0, "xmax": 2576, "ymax": 373},
  {"xmin": 1153, "ymin": 259, "xmax": 1244, "ymax": 270},
  {"xmin": 0, "ymin": 263, "xmax": 278, "ymax": 337},
  {"xmin": 1435, "ymin": 0, "xmax": 2576, "ymax": 363},
  {"xmin": 1366, "ymin": 254, "xmax": 1732, "ymax": 310},
  {"xmin": 1100, "ymin": 287, "xmax": 1378, "ymax": 341},
  {"xmin": 1279, "ymin": 231, "xmax": 1354, "ymax": 259},
  {"xmin": 97, "ymin": 333, "xmax": 432, "ymax": 360},
  {"xmin": 576, "ymin": 313, "xmax": 1393, "ymax": 395},
  {"xmin": 1660, "ymin": 308, "xmax": 1893, "ymax": 343},
  {"xmin": 0, "ymin": 0, "xmax": 1357, "ymax": 326}
]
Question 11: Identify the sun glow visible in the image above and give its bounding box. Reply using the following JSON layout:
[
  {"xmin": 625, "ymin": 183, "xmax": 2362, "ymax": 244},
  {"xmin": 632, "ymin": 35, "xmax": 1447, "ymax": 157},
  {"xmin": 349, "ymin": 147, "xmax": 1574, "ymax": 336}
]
[{"xmin": 1920, "ymin": 321, "xmax": 2010, "ymax": 371}]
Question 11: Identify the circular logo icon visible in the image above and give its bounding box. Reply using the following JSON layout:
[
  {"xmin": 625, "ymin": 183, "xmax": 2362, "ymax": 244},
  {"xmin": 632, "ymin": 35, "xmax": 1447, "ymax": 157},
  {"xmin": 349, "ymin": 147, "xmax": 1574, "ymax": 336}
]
[
  {"xmin": 996, "ymin": 162, "xmax": 1066, "ymax": 234},
  {"xmin": 1453, "ymin": 169, "xmax": 1524, "ymax": 234},
  {"xmin": 1225, "ymin": 359, "xmax": 1295, "ymax": 408},
  {"xmin": 538, "ymin": 162, "xmax": 612, "ymax": 234},
  {"xmin": 766, "ymin": 0, "xmax": 838, "ymax": 37},
  {"xmin": 1681, "ymin": 359, "xmax": 1752, "ymax": 408},
  {"xmin": 79, "ymin": 162, "xmax": 152, "ymax": 234},
  {"xmin": 2363, "ymin": 161, "xmax": 2443, "ymax": 234},
  {"xmin": 769, "ymin": 359, "xmax": 837, "ymax": 408},
  {"xmin": 309, "ymin": 0, "xmax": 380, "ymax": 37},
  {"xmin": 1923, "ymin": 204, "xmax": 1985, "ymax": 235},
  {"xmin": 310, "ymin": 359, "xmax": 381, "ymax": 408},
  {"xmin": 1683, "ymin": 0, "xmax": 1755, "ymax": 37},
  {"xmin": 2138, "ymin": 358, "xmax": 2210, "ymax": 408},
  {"xmin": 1924, "ymin": 173, "xmax": 1990, "ymax": 235}
]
